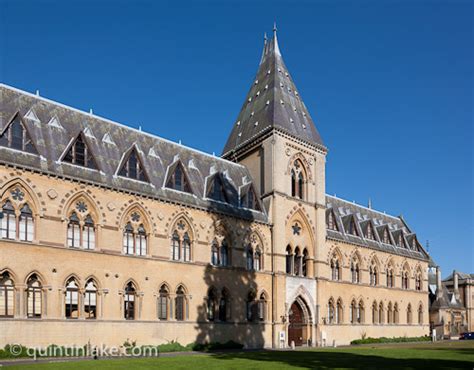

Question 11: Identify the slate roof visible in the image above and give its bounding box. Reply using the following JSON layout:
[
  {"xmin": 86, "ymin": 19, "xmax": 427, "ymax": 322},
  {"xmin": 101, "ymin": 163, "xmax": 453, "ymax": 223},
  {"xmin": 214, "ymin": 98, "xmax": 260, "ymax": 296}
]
[
  {"xmin": 222, "ymin": 28, "xmax": 325, "ymax": 158},
  {"xmin": 326, "ymin": 195, "xmax": 429, "ymax": 261},
  {"xmin": 0, "ymin": 84, "xmax": 267, "ymax": 222},
  {"xmin": 443, "ymin": 272, "xmax": 474, "ymax": 282}
]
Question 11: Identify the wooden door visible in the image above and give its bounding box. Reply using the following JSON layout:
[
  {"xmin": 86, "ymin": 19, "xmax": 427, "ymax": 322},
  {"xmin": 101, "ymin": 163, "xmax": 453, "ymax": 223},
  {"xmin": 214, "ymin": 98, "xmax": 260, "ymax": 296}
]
[{"xmin": 288, "ymin": 302, "xmax": 304, "ymax": 346}]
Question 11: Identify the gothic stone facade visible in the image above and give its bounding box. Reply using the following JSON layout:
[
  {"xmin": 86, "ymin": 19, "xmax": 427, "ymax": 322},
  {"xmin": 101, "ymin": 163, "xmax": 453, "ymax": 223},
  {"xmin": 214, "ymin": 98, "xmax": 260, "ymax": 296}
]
[{"xmin": 0, "ymin": 30, "xmax": 429, "ymax": 348}]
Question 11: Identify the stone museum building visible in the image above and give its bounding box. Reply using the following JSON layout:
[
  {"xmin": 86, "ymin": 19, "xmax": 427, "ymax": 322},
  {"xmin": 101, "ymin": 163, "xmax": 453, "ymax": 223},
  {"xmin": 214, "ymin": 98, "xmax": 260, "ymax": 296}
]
[{"xmin": 0, "ymin": 29, "xmax": 430, "ymax": 348}]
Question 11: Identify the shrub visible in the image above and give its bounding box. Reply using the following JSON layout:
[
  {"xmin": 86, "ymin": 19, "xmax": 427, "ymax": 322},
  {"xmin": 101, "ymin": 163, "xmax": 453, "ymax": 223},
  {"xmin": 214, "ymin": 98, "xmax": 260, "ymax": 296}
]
[
  {"xmin": 191, "ymin": 340, "xmax": 244, "ymax": 352},
  {"xmin": 351, "ymin": 335, "xmax": 431, "ymax": 345}
]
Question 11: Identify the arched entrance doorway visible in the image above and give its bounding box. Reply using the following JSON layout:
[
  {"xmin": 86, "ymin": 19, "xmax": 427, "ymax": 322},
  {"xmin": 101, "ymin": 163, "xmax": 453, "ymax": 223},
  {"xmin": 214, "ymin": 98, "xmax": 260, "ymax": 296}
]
[{"xmin": 288, "ymin": 301, "xmax": 305, "ymax": 346}]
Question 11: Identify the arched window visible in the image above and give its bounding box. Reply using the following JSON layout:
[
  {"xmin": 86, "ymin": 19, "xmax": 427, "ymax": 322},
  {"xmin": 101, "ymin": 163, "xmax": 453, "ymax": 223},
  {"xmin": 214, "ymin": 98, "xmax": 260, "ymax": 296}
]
[
  {"xmin": 210, "ymin": 238, "xmax": 229, "ymax": 267},
  {"xmin": 246, "ymin": 291, "xmax": 257, "ymax": 321},
  {"xmin": 402, "ymin": 268, "xmax": 409, "ymax": 290},
  {"xmin": 330, "ymin": 253, "xmax": 341, "ymax": 281},
  {"xmin": 258, "ymin": 293, "xmax": 266, "ymax": 321},
  {"xmin": 166, "ymin": 162, "xmax": 191, "ymax": 193},
  {"xmin": 170, "ymin": 219, "xmax": 193, "ymax": 262},
  {"xmin": 84, "ymin": 279, "xmax": 97, "ymax": 319},
  {"xmin": 415, "ymin": 271, "xmax": 422, "ymax": 291},
  {"xmin": 0, "ymin": 113, "xmax": 37, "ymax": 153},
  {"xmin": 386, "ymin": 266, "xmax": 394, "ymax": 288},
  {"xmin": 158, "ymin": 285, "xmax": 169, "ymax": 320},
  {"xmin": 285, "ymin": 245, "xmax": 293, "ymax": 274},
  {"xmin": 118, "ymin": 147, "xmax": 147, "ymax": 181},
  {"xmin": 372, "ymin": 301, "xmax": 378, "ymax": 324},
  {"xmin": 294, "ymin": 247, "xmax": 301, "ymax": 276},
  {"xmin": 351, "ymin": 258, "xmax": 360, "ymax": 283},
  {"xmin": 378, "ymin": 302, "xmax": 384, "ymax": 324},
  {"xmin": 387, "ymin": 302, "xmax": 393, "ymax": 324},
  {"xmin": 175, "ymin": 286, "xmax": 186, "ymax": 321},
  {"xmin": 219, "ymin": 289, "xmax": 230, "ymax": 322},
  {"xmin": 26, "ymin": 274, "xmax": 42, "ymax": 318},
  {"xmin": 358, "ymin": 300, "xmax": 365, "ymax": 324},
  {"xmin": 407, "ymin": 304, "xmax": 412, "ymax": 324},
  {"xmin": 302, "ymin": 249, "xmax": 309, "ymax": 277},
  {"xmin": 207, "ymin": 288, "xmax": 217, "ymax": 321},
  {"xmin": 290, "ymin": 160, "xmax": 306, "ymax": 200},
  {"xmin": 369, "ymin": 261, "xmax": 378, "ymax": 286},
  {"xmin": 246, "ymin": 246, "xmax": 254, "ymax": 270},
  {"xmin": 1, "ymin": 201, "xmax": 16, "ymax": 240},
  {"xmin": 19, "ymin": 204, "xmax": 34, "ymax": 242},
  {"xmin": 122, "ymin": 211, "xmax": 148, "ymax": 256},
  {"xmin": 0, "ymin": 272, "xmax": 14, "ymax": 317},
  {"xmin": 83, "ymin": 215, "xmax": 95, "ymax": 249},
  {"xmin": 67, "ymin": 212, "xmax": 81, "ymax": 248},
  {"xmin": 394, "ymin": 303, "xmax": 399, "ymax": 324},
  {"xmin": 65, "ymin": 278, "xmax": 79, "ymax": 319},
  {"xmin": 328, "ymin": 299, "xmax": 335, "ymax": 324},
  {"xmin": 253, "ymin": 248, "xmax": 262, "ymax": 272},
  {"xmin": 418, "ymin": 304, "xmax": 423, "ymax": 325},
  {"xmin": 350, "ymin": 300, "xmax": 356, "ymax": 324},
  {"xmin": 336, "ymin": 299, "xmax": 343, "ymax": 324},
  {"xmin": 124, "ymin": 282, "xmax": 136, "ymax": 320},
  {"xmin": 172, "ymin": 231, "xmax": 180, "ymax": 261}
]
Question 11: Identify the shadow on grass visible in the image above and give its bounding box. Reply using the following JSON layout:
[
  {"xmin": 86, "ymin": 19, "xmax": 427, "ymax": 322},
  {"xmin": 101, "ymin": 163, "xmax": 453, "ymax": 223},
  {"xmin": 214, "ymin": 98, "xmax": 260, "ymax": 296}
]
[{"xmin": 209, "ymin": 349, "xmax": 473, "ymax": 369}]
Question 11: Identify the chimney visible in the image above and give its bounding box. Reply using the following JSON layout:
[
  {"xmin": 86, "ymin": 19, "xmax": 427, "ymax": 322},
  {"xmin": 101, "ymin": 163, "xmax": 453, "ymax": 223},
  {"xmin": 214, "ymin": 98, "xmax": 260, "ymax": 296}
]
[
  {"xmin": 436, "ymin": 266, "xmax": 442, "ymax": 298},
  {"xmin": 453, "ymin": 270, "xmax": 460, "ymax": 300}
]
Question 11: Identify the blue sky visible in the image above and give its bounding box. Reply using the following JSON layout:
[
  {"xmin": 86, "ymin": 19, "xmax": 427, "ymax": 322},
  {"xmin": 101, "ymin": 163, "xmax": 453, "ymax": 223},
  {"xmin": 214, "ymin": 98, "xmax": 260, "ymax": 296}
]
[{"xmin": 1, "ymin": 0, "xmax": 472, "ymax": 275}]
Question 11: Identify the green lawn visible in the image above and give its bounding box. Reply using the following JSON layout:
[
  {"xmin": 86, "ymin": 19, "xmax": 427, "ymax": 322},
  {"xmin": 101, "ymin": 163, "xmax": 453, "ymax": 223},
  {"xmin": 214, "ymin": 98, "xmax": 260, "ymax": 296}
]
[{"xmin": 4, "ymin": 341, "xmax": 474, "ymax": 369}]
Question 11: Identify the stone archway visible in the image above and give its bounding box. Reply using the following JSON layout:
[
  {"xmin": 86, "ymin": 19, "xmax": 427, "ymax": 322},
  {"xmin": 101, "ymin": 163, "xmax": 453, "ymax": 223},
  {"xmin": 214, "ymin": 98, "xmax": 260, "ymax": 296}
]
[{"xmin": 288, "ymin": 297, "xmax": 311, "ymax": 346}]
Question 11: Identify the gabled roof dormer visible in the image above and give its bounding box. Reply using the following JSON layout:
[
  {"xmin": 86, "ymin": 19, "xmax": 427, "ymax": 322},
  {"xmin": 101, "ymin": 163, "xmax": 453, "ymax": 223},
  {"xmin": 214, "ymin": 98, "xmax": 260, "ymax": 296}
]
[
  {"xmin": 360, "ymin": 219, "xmax": 377, "ymax": 241},
  {"xmin": 377, "ymin": 225, "xmax": 392, "ymax": 245},
  {"xmin": 326, "ymin": 208, "xmax": 339, "ymax": 231},
  {"xmin": 392, "ymin": 229, "xmax": 407, "ymax": 248},
  {"xmin": 47, "ymin": 115, "xmax": 63, "ymax": 129},
  {"xmin": 117, "ymin": 145, "xmax": 149, "ymax": 182},
  {"xmin": 24, "ymin": 108, "xmax": 41, "ymax": 125},
  {"xmin": 61, "ymin": 132, "xmax": 98, "ymax": 170},
  {"xmin": 165, "ymin": 160, "xmax": 192, "ymax": 194},
  {"xmin": 342, "ymin": 214, "xmax": 360, "ymax": 237},
  {"xmin": 0, "ymin": 112, "xmax": 38, "ymax": 154},
  {"xmin": 239, "ymin": 182, "xmax": 262, "ymax": 211},
  {"xmin": 206, "ymin": 172, "xmax": 229, "ymax": 203}
]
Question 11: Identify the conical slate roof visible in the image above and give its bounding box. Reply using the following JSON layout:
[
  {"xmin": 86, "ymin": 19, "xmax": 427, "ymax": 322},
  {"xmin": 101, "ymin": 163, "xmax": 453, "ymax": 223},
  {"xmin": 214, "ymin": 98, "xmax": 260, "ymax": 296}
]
[{"xmin": 222, "ymin": 28, "xmax": 325, "ymax": 157}]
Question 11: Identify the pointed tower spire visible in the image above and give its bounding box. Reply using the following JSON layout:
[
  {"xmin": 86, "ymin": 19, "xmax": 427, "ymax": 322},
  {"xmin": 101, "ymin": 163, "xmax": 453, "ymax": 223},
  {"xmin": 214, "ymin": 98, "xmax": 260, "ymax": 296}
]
[{"xmin": 222, "ymin": 26, "xmax": 325, "ymax": 158}]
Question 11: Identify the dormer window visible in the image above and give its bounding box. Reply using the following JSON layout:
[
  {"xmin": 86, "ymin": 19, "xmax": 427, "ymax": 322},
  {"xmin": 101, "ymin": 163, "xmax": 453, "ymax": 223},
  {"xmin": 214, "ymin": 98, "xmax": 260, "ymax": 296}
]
[
  {"xmin": 166, "ymin": 162, "xmax": 191, "ymax": 193},
  {"xmin": 365, "ymin": 222, "xmax": 375, "ymax": 240},
  {"xmin": 241, "ymin": 185, "xmax": 261, "ymax": 211},
  {"xmin": 382, "ymin": 228, "xmax": 391, "ymax": 244},
  {"xmin": 207, "ymin": 174, "xmax": 228, "ymax": 203},
  {"xmin": 347, "ymin": 217, "xmax": 359, "ymax": 236},
  {"xmin": 0, "ymin": 113, "xmax": 37, "ymax": 154},
  {"xmin": 63, "ymin": 133, "xmax": 97, "ymax": 169},
  {"xmin": 327, "ymin": 210, "xmax": 338, "ymax": 231},
  {"xmin": 397, "ymin": 233, "xmax": 405, "ymax": 248},
  {"xmin": 118, "ymin": 147, "xmax": 148, "ymax": 182}
]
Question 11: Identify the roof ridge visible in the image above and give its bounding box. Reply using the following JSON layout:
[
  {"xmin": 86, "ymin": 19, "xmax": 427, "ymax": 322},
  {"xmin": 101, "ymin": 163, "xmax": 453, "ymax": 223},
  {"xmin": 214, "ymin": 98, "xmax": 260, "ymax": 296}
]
[
  {"xmin": 0, "ymin": 83, "xmax": 246, "ymax": 169},
  {"xmin": 326, "ymin": 194, "xmax": 402, "ymax": 221}
]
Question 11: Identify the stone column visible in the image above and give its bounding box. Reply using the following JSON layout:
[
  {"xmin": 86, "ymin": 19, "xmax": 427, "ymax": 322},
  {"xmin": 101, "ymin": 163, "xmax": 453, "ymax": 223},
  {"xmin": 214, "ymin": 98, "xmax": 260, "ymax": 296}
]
[{"xmin": 436, "ymin": 266, "xmax": 442, "ymax": 299}]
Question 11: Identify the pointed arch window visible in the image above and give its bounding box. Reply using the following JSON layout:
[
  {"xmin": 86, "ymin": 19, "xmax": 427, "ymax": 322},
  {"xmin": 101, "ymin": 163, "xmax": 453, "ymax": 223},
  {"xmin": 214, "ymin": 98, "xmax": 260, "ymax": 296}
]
[
  {"xmin": 67, "ymin": 212, "xmax": 81, "ymax": 248},
  {"xmin": 253, "ymin": 248, "xmax": 262, "ymax": 271},
  {"xmin": 330, "ymin": 253, "xmax": 341, "ymax": 281},
  {"xmin": 348, "ymin": 217, "xmax": 359, "ymax": 236},
  {"xmin": 67, "ymin": 210, "xmax": 96, "ymax": 250},
  {"xmin": 402, "ymin": 269, "xmax": 409, "ymax": 290},
  {"xmin": 351, "ymin": 258, "xmax": 360, "ymax": 283},
  {"xmin": 328, "ymin": 299, "xmax": 335, "ymax": 324},
  {"xmin": 65, "ymin": 278, "xmax": 79, "ymax": 319},
  {"xmin": 369, "ymin": 261, "xmax": 378, "ymax": 286},
  {"xmin": 285, "ymin": 245, "xmax": 293, "ymax": 274},
  {"xmin": 175, "ymin": 286, "xmax": 186, "ymax": 321},
  {"xmin": 158, "ymin": 285, "xmax": 169, "ymax": 320},
  {"xmin": 124, "ymin": 282, "xmax": 136, "ymax": 320},
  {"xmin": 336, "ymin": 299, "xmax": 343, "ymax": 324},
  {"xmin": 350, "ymin": 300, "xmax": 357, "ymax": 324},
  {"xmin": 387, "ymin": 302, "xmax": 393, "ymax": 324},
  {"xmin": 83, "ymin": 214, "xmax": 95, "ymax": 250},
  {"xmin": 166, "ymin": 162, "xmax": 191, "ymax": 193},
  {"xmin": 418, "ymin": 304, "xmax": 423, "ymax": 324},
  {"xmin": 358, "ymin": 300, "xmax": 365, "ymax": 324},
  {"xmin": 122, "ymin": 213, "xmax": 148, "ymax": 257},
  {"xmin": 294, "ymin": 247, "xmax": 302, "ymax": 276},
  {"xmin": 207, "ymin": 174, "xmax": 228, "ymax": 203},
  {"xmin": 1, "ymin": 201, "xmax": 16, "ymax": 240},
  {"xmin": 378, "ymin": 302, "xmax": 384, "ymax": 324},
  {"xmin": 386, "ymin": 266, "xmax": 394, "ymax": 288},
  {"xmin": 172, "ymin": 231, "xmax": 180, "ymax": 261},
  {"xmin": 302, "ymin": 249, "xmax": 309, "ymax": 277},
  {"xmin": 415, "ymin": 272, "xmax": 422, "ymax": 291},
  {"xmin": 246, "ymin": 246, "xmax": 254, "ymax": 270},
  {"xmin": 26, "ymin": 274, "xmax": 42, "ymax": 318},
  {"xmin": 0, "ymin": 272, "xmax": 14, "ymax": 317},
  {"xmin": 219, "ymin": 289, "xmax": 230, "ymax": 322},
  {"xmin": 118, "ymin": 148, "xmax": 147, "ymax": 182},
  {"xmin": 210, "ymin": 238, "xmax": 229, "ymax": 267},
  {"xmin": 19, "ymin": 204, "xmax": 34, "ymax": 242},
  {"xmin": 290, "ymin": 160, "xmax": 306, "ymax": 200},
  {"xmin": 84, "ymin": 279, "xmax": 97, "ymax": 319},
  {"xmin": 407, "ymin": 304, "xmax": 412, "ymax": 324},
  {"xmin": 183, "ymin": 232, "xmax": 191, "ymax": 262},
  {"xmin": 63, "ymin": 134, "xmax": 97, "ymax": 169},
  {"xmin": 394, "ymin": 303, "xmax": 399, "ymax": 324},
  {"xmin": 0, "ymin": 114, "xmax": 37, "ymax": 154},
  {"xmin": 372, "ymin": 301, "xmax": 378, "ymax": 324},
  {"xmin": 258, "ymin": 293, "xmax": 267, "ymax": 321},
  {"xmin": 246, "ymin": 291, "xmax": 257, "ymax": 321}
]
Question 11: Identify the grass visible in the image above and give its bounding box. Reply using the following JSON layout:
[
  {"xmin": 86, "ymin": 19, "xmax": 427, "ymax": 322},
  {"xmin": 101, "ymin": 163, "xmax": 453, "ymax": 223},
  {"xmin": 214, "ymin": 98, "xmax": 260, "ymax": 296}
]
[{"xmin": 3, "ymin": 341, "xmax": 473, "ymax": 369}]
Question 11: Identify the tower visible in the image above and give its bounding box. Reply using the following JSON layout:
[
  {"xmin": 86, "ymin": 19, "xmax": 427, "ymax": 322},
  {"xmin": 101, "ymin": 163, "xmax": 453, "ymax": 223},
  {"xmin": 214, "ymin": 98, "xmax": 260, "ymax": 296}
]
[{"xmin": 222, "ymin": 26, "xmax": 327, "ymax": 347}]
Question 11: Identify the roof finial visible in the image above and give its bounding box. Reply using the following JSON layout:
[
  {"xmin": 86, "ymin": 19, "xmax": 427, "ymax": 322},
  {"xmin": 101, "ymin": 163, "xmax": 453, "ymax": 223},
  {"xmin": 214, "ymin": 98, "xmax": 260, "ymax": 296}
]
[
  {"xmin": 273, "ymin": 21, "xmax": 277, "ymax": 35},
  {"xmin": 273, "ymin": 21, "xmax": 281, "ymax": 56},
  {"xmin": 264, "ymin": 32, "xmax": 267, "ymax": 44},
  {"xmin": 368, "ymin": 198, "xmax": 372, "ymax": 209}
]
